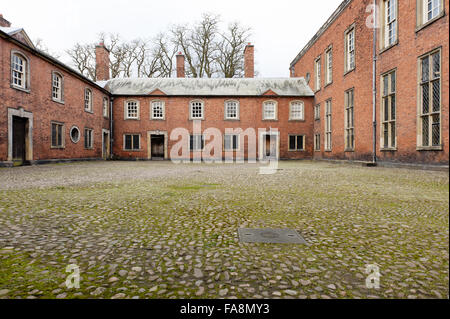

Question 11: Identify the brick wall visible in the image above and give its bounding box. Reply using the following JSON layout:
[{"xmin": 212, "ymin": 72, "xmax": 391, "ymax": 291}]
[
  {"xmin": 0, "ymin": 36, "xmax": 110, "ymax": 164},
  {"xmin": 112, "ymin": 95, "xmax": 314, "ymax": 160},
  {"xmin": 291, "ymin": 0, "xmax": 449, "ymax": 164}
]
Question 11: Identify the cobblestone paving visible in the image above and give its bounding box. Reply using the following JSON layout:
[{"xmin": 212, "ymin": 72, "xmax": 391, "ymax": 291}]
[{"xmin": 0, "ymin": 161, "xmax": 448, "ymax": 299}]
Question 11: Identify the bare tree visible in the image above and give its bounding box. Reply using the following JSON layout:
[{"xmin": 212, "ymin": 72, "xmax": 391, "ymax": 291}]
[
  {"xmin": 66, "ymin": 13, "xmax": 253, "ymax": 80},
  {"xmin": 215, "ymin": 22, "xmax": 251, "ymax": 78},
  {"xmin": 66, "ymin": 43, "xmax": 96, "ymax": 80}
]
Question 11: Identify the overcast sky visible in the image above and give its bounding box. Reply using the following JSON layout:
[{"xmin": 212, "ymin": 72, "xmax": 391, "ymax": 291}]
[{"xmin": 2, "ymin": 0, "xmax": 343, "ymax": 77}]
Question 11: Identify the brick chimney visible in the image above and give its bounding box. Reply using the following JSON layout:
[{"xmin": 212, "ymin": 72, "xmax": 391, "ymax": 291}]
[
  {"xmin": 176, "ymin": 52, "xmax": 185, "ymax": 78},
  {"xmin": 0, "ymin": 14, "xmax": 12, "ymax": 27},
  {"xmin": 244, "ymin": 43, "xmax": 254, "ymax": 78},
  {"xmin": 95, "ymin": 42, "xmax": 110, "ymax": 81}
]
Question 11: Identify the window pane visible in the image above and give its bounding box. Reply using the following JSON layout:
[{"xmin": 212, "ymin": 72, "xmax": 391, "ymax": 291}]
[
  {"xmin": 133, "ymin": 135, "xmax": 140, "ymax": 149},
  {"xmin": 432, "ymin": 51, "xmax": 440, "ymax": 79},
  {"xmin": 432, "ymin": 114, "xmax": 440, "ymax": 146},
  {"xmin": 422, "ymin": 117, "xmax": 429, "ymax": 146},
  {"xmin": 52, "ymin": 124, "xmax": 57, "ymax": 146},
  {"xmin": 432, "ymin": 80, "xmax": 440, "ymax": 112},
  {"xmin": 297, "ymin": 136, "xmax": 304, "ymax": 150},
  {"xmin": 422, "ymin": 84, "xmax": 429, "ymax": 114},
  {"xmin": 391, "ymin": 123, "xmax": 396, "ymax": 147},
  {"xmin": 421, "ymin": 56, "xmax": 429, "ymax": 82},
  {"xmin": 391, "ymin": 95, "xmax": 396, "ymax": 120},
  {"xmin": 233, "ymin": 135, "xmax": 238, "ymax": 149},
  {"xmin": 289, "ymin": 136, "xmax": 296, "ymax": 150},
  {"xmin": 125, "ymin": 135, "xmax": 132, "ymax": 150}
]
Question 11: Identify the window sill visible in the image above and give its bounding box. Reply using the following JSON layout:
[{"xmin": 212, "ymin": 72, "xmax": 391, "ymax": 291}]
[
  {"xmin": 262, "ymin": 119, "xmax": 278, "ymax": 122},
  {"xmin": 324, "ymin": 81, "xmax": 333, "ymax": 89},
  {"xmin": 416, "ymin": 12, "xmax": 446, "ymax": 33},
  {"xmin": 103, "ymin": 116, "xmax": 109, "ymax": 119},
  {"xmin": 85, "ymin": 110, "xmax": 94, "ymax": 114},
  {"xmin": 379, "ymin": 41, "xmax": 399, "ymax": 55},
  {"xmin": 151, "ymin": 118, "xmax": 166, "ymax": 121},
  {"xmin": 380, "ymin": 147, "xmax": 397, "ymax": 152},
  {"xmin": 124, "ymin": 149, "xmax": 142, "ymax": 152},
  {"xmin": 314, "ymin": 149, "xmax": 321, "ymax": 152},
  {"xmin": 344, "ymin": 67, "xmax": 355, "ymax": 77},
  {"xmin": 314, "ymin": 118, "xmax": 320, "ymax": 121},
  {"xmin": 52, "ymin": 99, "xmax": 65, "ymax": 105},
  {"xmin": 224, "ymin": 118, "xmax": 240, "ymax": 121},
  {"xmin": 10, "ymin": 84, "xmax": 30, "ymax": 94},
  {"xmin": 84, "ymin": 148, "xmax": 94, "ymax": 150},
  {"xmin": 288, "ymin": 149, "xmax": 306, "ymax": 152},
  {"xmin": 325, "ymin": 149, "xmax": 332, "ymax": 152},
  {"xmin": 288, "ymin": 119, "xmax": 305, "ymax": 122},
  {"xmin": 189, "ymin": 118, "xmax": 205, "ymax": 121},
  {"xmin": 314, "ymin": 88, "xmax": 321, "ymax": 94},
  {"xmin": 125, "ymin": 118, "xmax": 140, "ymax": 121},
  {"xmin": 417, "ymin": 145, "xmax": 443, "ymax": 151},
  {"xmin": 344, "ymin": 148, "xmax": 355, "ymax": 152},
  {"xmin": 51, "ymin": 146, "xmax": 65, "ymax": 149}
]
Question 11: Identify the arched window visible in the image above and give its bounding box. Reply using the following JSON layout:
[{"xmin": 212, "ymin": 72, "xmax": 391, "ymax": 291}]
[
  {"xmin": 84, "ymin": 88, "xmax": 93, "ymax": 112},
  {"xmin": 125, "ymin": 100, "xmax": 140, "ymax": 119},
  {"xmin": 225, "ymin": 100, "xmax": 239, "ymax": 120},
  {"xmin": 262, "ymin": 101, "xmax": 277, "ymax": 120},
  {"xmin": 289, "ymin": 101, "xmax": 304, "ymax": 120},
  {"xmin": 11, "ymin": 51, "xmax": 29, "ymax": 90},
  {"xmin": 151, "ymin": 100, "xmax": 165, "ymax": 120},
  {"xmin": 52, "ymin": 72, "xmax": 64, "ymax": 102},
  {"xmin": 190, "ymin": 100, "xmax": 204, "ymax": 120}
]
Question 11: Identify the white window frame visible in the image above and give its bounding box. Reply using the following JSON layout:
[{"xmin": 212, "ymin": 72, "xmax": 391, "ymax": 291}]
[
  {"xmin": 314, "ymin": 104, "xmax": 321, "ymax": 121},
  {"xmin": 84, "ymin": 128, "xmax": 94, "ymax": 150},
  {"xmin": 103, "ymin": 97, "xmax": 109, "ymax": 118},
  {"xmin": 51, "ymin": 121, "xmax": 65, "ymax": 149},
  {"xmin": 314, "ymin": 56, "xmax": 321, "ymax": 91},
  {"xmin": 262, "ymin": 101, "xmax": 278, "ymax": 120},
  {"xmin": 189, "ymin": 100, "xmax": 205, "ymax": 120},
  {"xmin": 123, "ymin": 134, "xmax": 141, "ymax": 151},
  {"xmin": 325, "ymin": 99, "xmax": 332, "ymax": 151},
  {"xmin": 125, "ymin": 100, "xmax": 140, "ymax": 120},
  {"xmin": 345, "ymin": 26, "xmax": 355, "ymax": 73},
  {"xmin": 11, "ymin": 51, "xmax": 29, "ymax": 90},
  {"xmin": 151, "ymin": 100, "xmax": 165, "ymax": 120},
  {"xmin": 314, "ymin": 134, "xmax": 321, "ymax": 152},
  {"xmin": 345, "ymin": 89, "xmax": 355, "ymax": 151},
  {"xmin": 288, "ymin": 135, "xmax": 305, "ymax": 151},
  {"xmin": 289, "ymin": 101, "xmax": 305, "ymax": 121},
  {"xmin": 381, "ymin": 70, "xmax": 397, "ymax": 150},
  {"xmin": 417, "ymin": 0, "xmax": 444, "ymax": 29},
  {"xmin": 84, "ymin": 88, "xmax": 93, "ymax": 113},
  {"xmin": 190, "ymin": 134, "xmax": 205, "ymax": 151},
  {"xmin": 224, "ymin": 134, "xmax": 240, "ymax": 151},
  {"xmin": 417, "ymin": 48, "xmax": 442, "ymax": 149},
  {"xmin": 224, "ymin": 100, "xmax": 240, "ymax": 120},
  {"xmin": 52, "ymin": 72, "xmax": 64, "ymax": 103},
  {"xmin": 325, "ymin": 46, "xmax": 333, "ymax": 85}
]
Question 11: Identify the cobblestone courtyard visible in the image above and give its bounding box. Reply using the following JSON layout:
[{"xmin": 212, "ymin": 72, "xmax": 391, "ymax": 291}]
[{"xmin": 0, "ymin": 161, "xmax": 448, "ymax": 299}]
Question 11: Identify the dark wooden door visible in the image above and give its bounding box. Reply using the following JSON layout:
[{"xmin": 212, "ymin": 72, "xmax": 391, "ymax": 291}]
[
  {"xmin": 151, "ymin": 135, "xmax": 165, "ymax": 158},
  {"xmin": 12, "ymin": 116, "xmax": 27, "ymax": 164}
]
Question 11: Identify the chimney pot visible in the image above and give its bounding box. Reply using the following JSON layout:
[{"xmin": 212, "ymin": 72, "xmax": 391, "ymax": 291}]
[
  {"xmin": 0, "ymin": 14, "xmax": 11, "ymax": 28},
  {"xmin": 176, "ymin": 53, "xmax": 185, "ymax": 78},
  {"xmin": 95, "ymin": 44, "xmax": 110, "ymax": 81},
  {"xmin": 244, "ymin": 44, "xmax": 254, "ymax": 78}
]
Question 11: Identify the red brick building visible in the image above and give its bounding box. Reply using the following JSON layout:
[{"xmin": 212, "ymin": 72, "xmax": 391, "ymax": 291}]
[
  {"xmin": 0, "ymin": 15, "xmax": 111, "ymax": 166},
  {"xmin": 290, "ymin": 0, "xmax": 449, "ymax": 165},
  {"xmin": 1, "ymin": 0, "xmax": 449, "ymax": 167}
]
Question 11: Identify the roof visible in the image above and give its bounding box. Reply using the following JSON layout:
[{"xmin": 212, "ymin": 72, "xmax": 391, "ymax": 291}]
[
  {"xmin": 290, "ymin": 0, "xmax": 352, "ymax": 68},
  {"xmin": 100, "ymin": 77, "xmax": 314, "ymax": 97}
]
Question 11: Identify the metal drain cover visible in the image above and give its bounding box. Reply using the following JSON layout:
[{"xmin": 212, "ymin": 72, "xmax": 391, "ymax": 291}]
[{"xmin": 238, "ymin": 228, "xmax": 307, "ymax": 244}]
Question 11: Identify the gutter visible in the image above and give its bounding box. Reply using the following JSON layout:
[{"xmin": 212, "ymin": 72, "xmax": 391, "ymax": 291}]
[{"xmin": 372, "ymin": 0, "xmax": 378, "ymax": 164}]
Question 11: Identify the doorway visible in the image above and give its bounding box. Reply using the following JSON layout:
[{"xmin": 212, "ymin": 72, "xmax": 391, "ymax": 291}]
[
  {"xmin": 151, "ymin": 135, "xmax": 165, "ymax": 159},
  {"xmin": 102, "ymin": 130, "xmax": 110, "ymax": 159},
  {"xmin": 12, "ymin": 116, "xmax": 27, "ymax": 165},
  {"xmin": 259, "ymin": 132, "xmax": 280, "ymax": 161}
]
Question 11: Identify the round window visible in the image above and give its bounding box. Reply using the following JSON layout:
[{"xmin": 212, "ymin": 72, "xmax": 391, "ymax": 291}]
[{"xmin": 70, "ymin": 126, "xmax": 80, "ymax": 143}]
